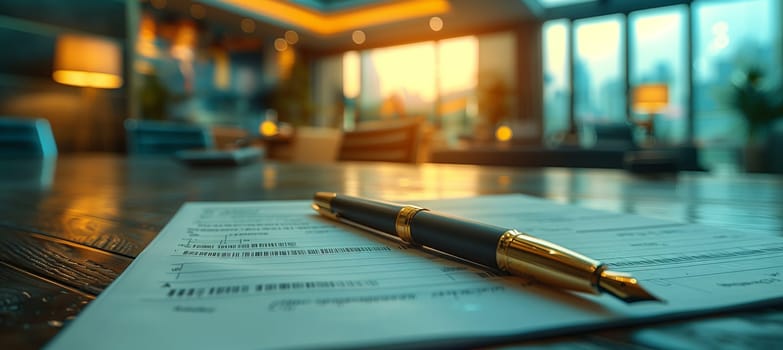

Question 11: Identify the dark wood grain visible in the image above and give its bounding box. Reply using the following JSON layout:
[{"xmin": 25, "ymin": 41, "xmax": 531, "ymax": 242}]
[
  {"xmin": 0, "ymin": 154, "xmax": 781, "ymax": 349},
  {"xmin": 0, "ymin": 228, "xmax": 132, "ymax": 295},
  {"xmin": 0, "ymin": 263, "xmax": 92, "ymax": 350}
]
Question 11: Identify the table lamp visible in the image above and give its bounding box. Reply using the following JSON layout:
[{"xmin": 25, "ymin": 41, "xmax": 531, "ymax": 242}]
[
  {"xmin": 53, "ymin": 34, "xmax": 123, "ymax": 89},
  {"xmin": 52, "ymin": 33, "xmax": 123, "ymax": 151},
  {"xmin": 631, "ymin": 83, "xmax": 668, "ymax": 142}
]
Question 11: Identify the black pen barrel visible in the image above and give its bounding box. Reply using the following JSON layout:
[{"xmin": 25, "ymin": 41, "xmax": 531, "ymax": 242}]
[
  {"xmin": 331, "ymin": 195, "xmax": 401, "ymax": 235},
  {"xmin": 410, "ymin": 211, "xmax": 506, "ymax": 269},
  {"xmin": 330, "ymin": 194, "xmax": 506, "ymax": 269}
]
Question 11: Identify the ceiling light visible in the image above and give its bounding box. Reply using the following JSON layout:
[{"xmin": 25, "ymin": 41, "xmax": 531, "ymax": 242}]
[
  {"xmin": 241, "ymin": 18, "xmax": 256, "ymax": 33},
  {"xmin": 284, "ymin": 30, "xmax": 299, "ymax": 44},
  {"xmin": 352, "ymin": 30, "xmax": 365, "ymax": 45},
  {"xmin": 429, "ymin": 16, "xmax": 443, "ymax": 31},
  {"xmin": 218, "ymin": 0, "xmax": 450, "ymax": 36},
  {"xmin": 274, "ymin": 38, "xmax": 288, "ymax": 51}
]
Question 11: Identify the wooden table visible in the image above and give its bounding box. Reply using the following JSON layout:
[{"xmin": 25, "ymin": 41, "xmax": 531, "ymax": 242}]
[{"xmin": 1, "ymin": 154, "xmax": 781, "ymax": 349}]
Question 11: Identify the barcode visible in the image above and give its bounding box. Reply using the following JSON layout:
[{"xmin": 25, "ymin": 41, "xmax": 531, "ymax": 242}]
[
  {"xmin": 609, "ymin": 245, "xmax": 783, "ymax": 268},
  {"xmin": 184, "ymin": 241, "xmax": 297, "ymax": 249},
  {"xmin": 180, "ymin": 246, "xmax": 391, "ymax": 258},
  {"xmin": 166, "ymin": 280, "xmax": 379, "ymax": 298}
]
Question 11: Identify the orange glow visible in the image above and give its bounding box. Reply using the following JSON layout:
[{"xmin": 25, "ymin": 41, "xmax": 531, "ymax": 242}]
[
  {"xmin": 342, "ymin": 51, "xmax": 360, "ymax": 99},
  {"xmin": 137, "ymin": 14, "xmax": 158, "ymax": 58},
  {"xmin": 260, "ymin": 120, "xmax": 278, "ymax": 136},
  {"xmin": 284, "ymin": 30, "xmax": 299, "ymax": 44},
  {"xmin": 53, "ymin": 71, "xmax": 123, "ymax": 89},
  {"xmin": 212, "ymin": 49, "xmax": 230, "ymax": 90},
  {"xmin": 632, "ymin": 84, "xmax": 669, "ymax": 113},
  {"xmin": 241, "ymin": 18, "xmax": 256, "ymax": 33},
  {"xmin": 274, "ymin": 38, "xmax": 288, "ymax": 51},
  {"xmin": 53, "ymin": 34, "xmax": 123, "ymax": 89},
  {"xmin": 219, "ymin": 0, "xmax": 450, "ymax": 35},
  {"xmin": 429, "ymin": 16, "xmax": 444, "ymax": 31},
  {"xmin": 495, "ymin": 125, "xmax": 513, "ymax": 142},
  {"xmin": 170, "ymin": 21, "xmax": 197, "ymax": 61},
  {"xmin": 277, "ymin": 47, "xmax": 296, "ymax": 79},
  {"xmin": 351, "ymin": 30, "xmax": 366, "ymax": 44}
]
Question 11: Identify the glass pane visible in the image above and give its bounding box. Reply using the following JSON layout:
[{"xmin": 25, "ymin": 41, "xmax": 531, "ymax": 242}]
[
  {"xmin": 359, "ymin": 42, "xmax": 436, "ymax": 122},
  {"xmin": 437, "ymin": 36, "xmax": 478, "ymax": 144},
  {"xmin": 573, "ymin": 15, "xmax": 626, "ymax": 127},
  {"xmin": 542, "ymin": 19, "xmax": 570, "ymax": 141},
  {"xmin": 629, "ymin": 5, "xmax": 688, "ymax": 145},
  {"xmin": 693, "ymin": 0, "xmax": 780, "ymax": 167}
]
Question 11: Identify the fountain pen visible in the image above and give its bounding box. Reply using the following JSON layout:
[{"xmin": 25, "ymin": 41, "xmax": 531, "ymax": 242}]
[{"xmin": 312, "ymin": 192, "xmax": 660, "ymax": 303}]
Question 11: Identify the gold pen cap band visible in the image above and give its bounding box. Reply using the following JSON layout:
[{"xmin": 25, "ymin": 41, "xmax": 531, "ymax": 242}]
[
  {"xmin": 395, "ymin": 206, "xmax": 427, "ymax": 244},
  {"xmin": 312, "ymin": 192, "xmax": 338, "ymax": 219},
  {"xmin": 496, "ymin": 230, "xmax": 603, "ymax": 295}
]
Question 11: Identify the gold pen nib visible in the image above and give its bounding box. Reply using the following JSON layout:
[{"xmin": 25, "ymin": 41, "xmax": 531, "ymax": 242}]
[{"xmin": 598, "ymin": 270, "xmax": 662, "ymax": 303}]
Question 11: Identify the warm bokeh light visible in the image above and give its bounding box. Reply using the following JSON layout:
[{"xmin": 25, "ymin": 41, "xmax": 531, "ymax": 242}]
[
  {"xmin": 429, "ymin": 16, "xmax": 444, "ymax": 31},
  {"xmin": 277, "ymin": 47, "xmax": 296, "ymax": 79},
  {"xmin": 241, "ymin": 18, "xmax": 256, "ymax": 33},
  {"xmin": 285, "ymin": 30, "xmax": 299, "ymax": 44},
  {"xmin": 212, "ymin": 49, "xmax": 230, "ymax": 90},
  {"xmin": 274, "ymin": 38, "xmax": 288, "ymax": 51},
  {"xmin": 260, "ymin": 120, "xmax": 279, "ymax": 136},
  {"xmin": 352, "ymin": 30, "xmax": 366, "ymax": 44},
  {"xmin": 219, "ymin": 0, "xmax": 450, "ymax": 35},
  {"xmin": 53, "ymin": 71, "xmax": 123, "ymax": 89},
  {"xmin": 53, "ymin": 34, "xmax": 123, "ymax": 89},
  {"xmin": 137, "ymin": 14, "xmax": 158, "ymax": 58},
  {"xmin": 632, "ymin": 84, "xmax": 669, "ymax": 112},
  {"xmin": 495, "ymin": 125, "xmax": 513, "ymax": 142}
]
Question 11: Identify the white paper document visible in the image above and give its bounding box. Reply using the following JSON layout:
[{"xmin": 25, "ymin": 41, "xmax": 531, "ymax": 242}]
[{"xmin": 49, "ymin": 195, "xmax": 783, "ymax": 349}]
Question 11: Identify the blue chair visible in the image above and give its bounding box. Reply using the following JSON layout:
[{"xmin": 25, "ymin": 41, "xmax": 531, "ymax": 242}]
[
  {"xmin": 0, "ymin": 117, "xmax": 58, "ymax": 158},
  {"xmin": 125, "ymin": 119, "xmax": 213, "ymax": 155}
]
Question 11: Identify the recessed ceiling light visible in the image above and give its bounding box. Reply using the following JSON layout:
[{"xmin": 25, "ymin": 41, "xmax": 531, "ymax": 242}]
[
  {"xmin": 241, "ymin": 18, "xmax": 256, "ymax": 33},
  {"xmin": 274, "ymin": 38, "xmax": 288, "ymax": 51},
  {"xmin": 429, "ymin": 16, "xmax": 443, "ymax": 32},
  {"xmin": 352, "ymin": 30, "xmax": 366, "ymax": 45},
  {"xmin": 285, "ymin": 30, "xmax": 299, "ymax": 44}
]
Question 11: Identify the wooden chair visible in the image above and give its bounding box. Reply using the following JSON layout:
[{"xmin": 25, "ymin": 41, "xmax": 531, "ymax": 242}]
[
  {"xmin": 0, "ymin": 116, "xmax": 58, "ymax": 158},
  {"xmin": 289, "ymin": 127, "xmax": 343, "ymax": 163},
  {"xmin": 125, "ymin": 119, "xmax": 213, "ymax": 155},
  {"xmin": 338, "ymin": 119, "xmax": 421, "ymax": 163}
]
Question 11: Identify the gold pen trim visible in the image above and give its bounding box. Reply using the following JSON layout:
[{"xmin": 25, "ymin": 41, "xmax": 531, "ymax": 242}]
[
  {"xmin": 395, "ymin": 206, "xmax": 427, "ymax": 244},
  {"xmin": 496, "ymin": 229, "xmax": 602, "ymax": 295},
  {"xmin": 312, "ymin": 192, "xmax": 338, "ymax": 220}
]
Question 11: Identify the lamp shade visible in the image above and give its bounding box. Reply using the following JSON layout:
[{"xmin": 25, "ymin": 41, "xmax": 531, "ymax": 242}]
[
  {"xmin": 53, "ymin": 34, "xmax": 123, "ymax": 89},
  {"xmin": 632, "ymin": 84, "xmax": 668, "ymax": 113}
]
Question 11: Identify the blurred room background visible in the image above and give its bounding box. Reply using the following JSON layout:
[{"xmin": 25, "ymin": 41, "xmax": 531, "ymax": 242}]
[{"xmin": 0, "ymin": 0, "xmax": 780, "ymax": 172}]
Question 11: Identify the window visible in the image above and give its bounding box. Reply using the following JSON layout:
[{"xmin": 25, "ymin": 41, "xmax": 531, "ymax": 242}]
[
  {"xmin": 573, "ymin": 15, "xmax": 625, "ymax": 125},
  {"xmin": 342, "ymin": 35, "xmax": 484, "ymax": 145},
  {"xmin": 541, "ymin": 0, "xmax": 782, "ymax": 170},
  {"xmin": 360, "ymin": 41, "xmax": 436, "ymax": 121},
  {"xmin": 542, "ymin": 20, "xmax": 570, "ymax": 139},
  {"xmin": 629, "ymin": 5, "xmax": 688, "ymax": 144},
  {"xmin": 693, "ymin": 0, "xmax": 780, "ymax": 147}
]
